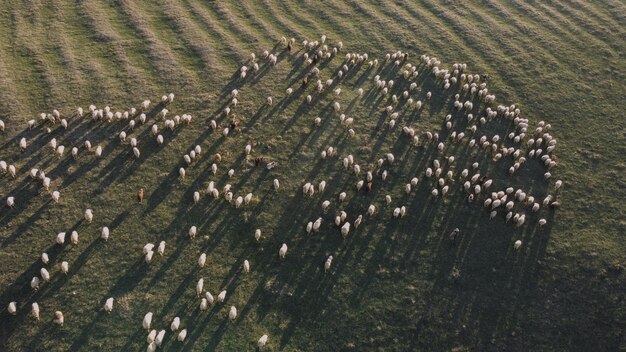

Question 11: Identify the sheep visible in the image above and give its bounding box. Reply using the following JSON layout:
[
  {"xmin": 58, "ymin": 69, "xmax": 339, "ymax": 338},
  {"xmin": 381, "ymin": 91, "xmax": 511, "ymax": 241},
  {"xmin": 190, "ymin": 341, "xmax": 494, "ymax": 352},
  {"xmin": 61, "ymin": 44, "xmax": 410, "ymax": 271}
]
[
  {"xmin": 514, "ymin": 240, "xmax": 522, "ymax": 250},
  {"xmin": 60, "ymin": 261, "xmax": 69, "ymax": 274},
  {"xmin": 189, "ymin": 226, "xmax": 197, "ymax": 239},
  {"xmin": 203, "ymin": 291, "xmax": 214, "ymax": 306},
  {"xmin": 177, "ymin": 329, "xmax": 187, "ymax": 342},
  {"xmin": 243, "ymin": 259, "xmax": 250, "ymax": 273},
  {"xmin": 171, "ymin": 317, "xmax": 181, "ymax": 332},
  {"xmin": 51, "ymin": 190, "xmax": 61, "ymax": 203},
  {"xmin": 323, "ymin": 255, "xmax": 334, "ymax": 273},
  {"xmin": 104, "ymin": 297, "xmax": 114, "ymax": 313},
  {"xmin": 229, "ymin": 306, "xmax": 237, "ymax": 321},
  {"xmin": 235, "ymin": 196, "xmax": 243, "ymax": 208},
  {"xmin": 71, "ymin": 231, "xmax": 79, "ymax": 245},
  {"xmin": 68, "ymin": 146, "xmax": 78, "ymax": 159},
  {"xmin": 279, "ymin": 243, "xmax": 288, "ymax": 259},
  {"xmin": 217, "ymin": 290, "xmax": 227, "ymax": 303},
  {"xmin": 538, "ymin": 218, "xmax": 547, "ymax": 226},
  {"xmin": 179, "ymin": 168, "xmax": 186, "ymax": 180},
  {"xmin": 53, "ymin": 311, "xmax": 64, "ymax": 326},
  {"xmin": 101, "ymin": 227, "xmax": 110, "ymax": 241},
  {"xmin": 8, "ymin": 302, "xmax": 17, "ymax": 315},
  {"xmin": 133, "ymin": 147, "xmax": 140, "ymax": 158},
  {"xmin": 19, "ymin": 137, "xmax": 27, "ymax": 151},
  {"xmin": 31, "ymin": 277, "xmax": 40, "ymax": 291},
  {"xmin": 196, "ymin": 278, "xmax": 204, "ymax": 297},
  {"xmin": 56, "ymin": 232, "xmax": 66, "ymax": 245},
  {"xmin": 244, "ymin": 192, "xmax": 253, "ymax": 204},
  {"xmin": 313, "ymin": 218, "xmax": 322, "ymax": 232},
  {"xmin": 258, "ymin": 335, "xmax": 269, "ymax": 350},
  {"xmin": 341, "ymin": 222, "xmax": 350, "ymax": 238},
  {"xmin": 42, "ymin": 253, "xmax": 49, "ymax": 265},
  {"xmin": 355, "ymin": 214, "xmax": 363, "ymax": 228},
  {"xmin": 368, "ymin": 204, "xmax": 376, "ymax": 216},
  {"xmin": 255, "ymin": 229, "xmax": 262, "ymax": 242},
  {"xmin": 85, "ymin": 209, "xmax": 93, "ymax": 223},
  {"xmin": 156, "ymin": 330, "xmax": 166, "ymax": 347},
  {"xmin": 95, "ymin": 145, "xmax": 102, "ymax": 157},
  {"xmin": 200, "ymin": 298, "xmax": 208, "ymax": 311},
  {"xmin": 32, "ymin": 303, "xmax": 40, "ymax": 321},
  {"xmin": 40, "ymin": 268, "xmax": 50, "ymax": 282},
  {"xmin": 6, "ymin": 196, "xmax": 15, "ymax": 208},
  {"xmin": 148, "ymin": 330, "xmax": 157, "ymax": 344}
]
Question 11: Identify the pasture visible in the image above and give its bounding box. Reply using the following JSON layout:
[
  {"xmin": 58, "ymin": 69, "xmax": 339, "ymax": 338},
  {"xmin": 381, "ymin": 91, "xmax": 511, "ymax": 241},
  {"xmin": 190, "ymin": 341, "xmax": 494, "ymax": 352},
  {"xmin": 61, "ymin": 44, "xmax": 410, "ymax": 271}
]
[{"xmin": 0, "ymin": 1, "xmax": 624, "ymax": 351}]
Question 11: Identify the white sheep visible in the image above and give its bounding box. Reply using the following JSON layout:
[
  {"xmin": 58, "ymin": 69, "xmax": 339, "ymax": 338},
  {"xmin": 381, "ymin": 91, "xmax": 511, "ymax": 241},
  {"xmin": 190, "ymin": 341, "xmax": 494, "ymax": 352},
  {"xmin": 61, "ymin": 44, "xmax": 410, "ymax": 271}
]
[
  {"xmin": 189, "ymin": 226, "xmax": 197, "ymax": 239},
  {"xmin": 193, "ymin": 191, "xmax": 200, "ymax": 204},
  {"xmin": 235, "ymin": 196, "xmax": 243, "ymax": 208},
  {"xmin": 31, "ymin": 277, "xmax": 40, "ymax": 290},
  {"xmin": 325, "ymin": 256, "xmax": 333, "ymax": 272},
  {"xmin": 71, "ymin": 231, "xmax": 79, "ymax": 245},
  {"xmin": 53, "ymin": 311, "xmax": 64, "ymax": 326},
  {"xmin": 41, "ymin": 253, "xmax": 49, "ymax": 265},
  {"xmin": 171, "ymin": 317, "xmax": 181, "ymax": 332},
  {"xmin": 514, "ymin": 240, "xmax": 522, "ymax": 250},
  {"xmin": 258, "ymin": 334, "xmax": 269, "ymax": 350},
  {"xmin": 85, "ymin": 209, "xmax": 93, "ymax": 223},
  {"xmin": 148, "ymin": 330, "xmax": 157, "ymax": 344},
  {"xmin": 60, "ymin": 261, "xmax": 69, "ymax": 274},
  {"xmin": 177, "ymin": 329, "xmax": 187, "ymax": 342},
  {"xmin": 313, "ymin": 218, "xmax": 322, "ymax": 232},
  {"xmin": 229, "ymin": 306, "xmax": 237, "ymax": 321},
  {"xmin": 104, "ymin": 297, "xmax": 114, "ymax": 313},
  {"xmin": 279, "ymin": 243, "xmax": 288, "ymax": 259},
  {"xmin": 41, "ymin": 268, "xmax": 50, "ymax": 282},
  {"xmin": 143, "ymin": 312, "xmax": 153, "ymax": 330},
  {"xmin": 243, "ymin": 259, "xmax": 250, "ymax": 273},
  {"xmin": 156, "ymin": 330, "xmax": 166, "ymax": 347},
  {"xmin": 196, "ymin": 278, "xmax": 204, "ymax": 297},
  {"xmin": 52, "ymin": 191, "xmax": 60, "ymax": 203},
  {"xmin": 8, "ymin": 302, "xmax": 17, "ymax": 315},
  {"xmin": 341, "ymin": 222, "xmax": 350, "ymax": 237},
  {"xmin": 217, "ymin": 290, "xmax": 227, "ymax": 303},
  {"xmin": 56, "ymin": 232, "xmax": 66, "ymax": 245},
  {"xmin": 101, "ymin": 227, "xmax": 110, "ymax": 241},
  {"xmin": 32, "ymin": 303, "xmax": 40, "ymax": 321}
]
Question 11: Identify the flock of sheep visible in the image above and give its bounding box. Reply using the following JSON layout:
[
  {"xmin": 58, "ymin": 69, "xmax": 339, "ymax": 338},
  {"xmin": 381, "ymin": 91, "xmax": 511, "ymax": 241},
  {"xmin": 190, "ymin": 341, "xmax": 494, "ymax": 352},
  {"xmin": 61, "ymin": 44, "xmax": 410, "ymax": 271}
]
[{"xmin": 0, "ymin": 34, "xmax": 561, "ymax": 350}]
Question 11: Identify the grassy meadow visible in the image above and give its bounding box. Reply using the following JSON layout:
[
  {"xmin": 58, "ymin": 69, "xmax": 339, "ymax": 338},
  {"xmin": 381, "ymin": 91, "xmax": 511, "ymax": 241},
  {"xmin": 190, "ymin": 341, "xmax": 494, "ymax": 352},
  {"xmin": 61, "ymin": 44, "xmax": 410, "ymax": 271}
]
[{"xmin": 0, "ymin": 1, "xmax": 625, "ymax": 351}]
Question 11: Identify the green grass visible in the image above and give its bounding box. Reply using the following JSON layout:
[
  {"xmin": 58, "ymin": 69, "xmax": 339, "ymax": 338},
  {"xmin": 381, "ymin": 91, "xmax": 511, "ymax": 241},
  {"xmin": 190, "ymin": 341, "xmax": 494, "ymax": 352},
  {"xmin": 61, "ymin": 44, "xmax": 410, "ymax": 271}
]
[{"xmin": 0, "ymin": 1, "xmax": 625, "ymax": 351}]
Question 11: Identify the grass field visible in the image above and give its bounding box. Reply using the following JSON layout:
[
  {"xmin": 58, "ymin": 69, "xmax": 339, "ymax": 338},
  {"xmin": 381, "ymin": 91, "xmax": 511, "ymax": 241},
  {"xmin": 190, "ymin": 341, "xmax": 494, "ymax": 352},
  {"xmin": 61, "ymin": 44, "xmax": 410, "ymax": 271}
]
[{"xmin": 0, "ymin": 1, "xmax": 625, "ymax": 351}]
